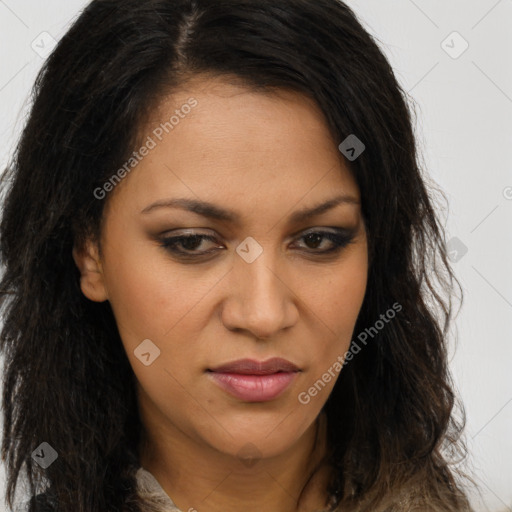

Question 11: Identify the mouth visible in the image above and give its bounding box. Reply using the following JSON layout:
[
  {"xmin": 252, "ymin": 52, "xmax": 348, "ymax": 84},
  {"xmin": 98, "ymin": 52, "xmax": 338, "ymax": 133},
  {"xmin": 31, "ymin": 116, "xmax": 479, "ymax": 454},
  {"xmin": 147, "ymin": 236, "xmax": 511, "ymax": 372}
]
[{"xmin": 206, "ymin": 357, "xmax": 301, "ymax": 402}]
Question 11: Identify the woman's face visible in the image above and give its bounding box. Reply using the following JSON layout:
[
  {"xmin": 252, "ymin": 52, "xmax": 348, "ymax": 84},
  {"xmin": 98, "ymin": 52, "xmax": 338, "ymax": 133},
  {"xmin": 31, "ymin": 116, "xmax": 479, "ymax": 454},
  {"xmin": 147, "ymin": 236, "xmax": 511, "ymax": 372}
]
[{"xmin": 75, "ymin": 77, "xmax": 368, "ymax": 464}]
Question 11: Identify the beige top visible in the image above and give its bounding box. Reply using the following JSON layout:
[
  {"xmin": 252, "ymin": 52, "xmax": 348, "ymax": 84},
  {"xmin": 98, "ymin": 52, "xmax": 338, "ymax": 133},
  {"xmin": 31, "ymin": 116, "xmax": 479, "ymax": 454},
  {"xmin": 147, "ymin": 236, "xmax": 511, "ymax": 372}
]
[
  {"xmin": 134, "ymin": 465, "xmax": 413, "ymax": 512},
  {"xmin": 135, "ymin": 466, "xmax": 183, "ymax": 512}
]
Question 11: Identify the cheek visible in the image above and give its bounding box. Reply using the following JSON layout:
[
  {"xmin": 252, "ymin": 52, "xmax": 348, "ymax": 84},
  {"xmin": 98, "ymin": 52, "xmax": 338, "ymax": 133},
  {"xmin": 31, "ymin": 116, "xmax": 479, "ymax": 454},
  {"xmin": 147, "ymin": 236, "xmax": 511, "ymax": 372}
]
[
  {"xmin": 103, "ymin": 250, "xmax": 210, "ymax": 408},
  {"xmin": 101, "ymin": 240, "xmax": 188, "ymax": 342},
  {"xmin": 101, "ymin": 239, "xmax": 225, "ymax": 362},
  {"xmin": 102, "ymin": 252, "xmax": 164, "ymax": 341},
  {"xmin": 330, "ymin": 266, "xmax": 367, "ymax": 324},
  {"xmin": 311, "ymin": 253, "xmax": 367, "ymax": 324},
  {"xmin": 304, "ymin": 252, "xmax": 368, "ymax": 361}
]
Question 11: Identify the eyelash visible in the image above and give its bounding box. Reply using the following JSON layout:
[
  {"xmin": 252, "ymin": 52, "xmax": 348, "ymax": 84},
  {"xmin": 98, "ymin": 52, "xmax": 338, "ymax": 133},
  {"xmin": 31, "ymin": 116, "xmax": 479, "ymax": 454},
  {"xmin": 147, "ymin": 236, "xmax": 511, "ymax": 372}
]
[{"xmin": 158, "ymin": 229, "xmax": 356, "ymax": 260}]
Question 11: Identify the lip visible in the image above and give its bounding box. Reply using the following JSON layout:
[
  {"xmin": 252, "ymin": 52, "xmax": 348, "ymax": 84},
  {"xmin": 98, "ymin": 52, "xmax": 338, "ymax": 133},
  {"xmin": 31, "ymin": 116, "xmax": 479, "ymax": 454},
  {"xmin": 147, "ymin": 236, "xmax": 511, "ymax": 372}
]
[
  {"xmin": 207, "ymin": 358, "xmax": 301, "ymax": 402},
  {"xmin": 208, "ymin": 357, "xmax": 300, "ymax": 375}
]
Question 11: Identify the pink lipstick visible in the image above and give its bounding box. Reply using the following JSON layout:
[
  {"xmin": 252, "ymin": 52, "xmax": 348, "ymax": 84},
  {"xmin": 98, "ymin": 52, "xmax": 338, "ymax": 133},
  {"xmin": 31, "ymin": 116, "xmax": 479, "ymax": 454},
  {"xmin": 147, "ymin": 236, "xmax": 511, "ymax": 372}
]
[{"xmin": 207, "ymin": 357, "xmax": 300, "ymax": 402}]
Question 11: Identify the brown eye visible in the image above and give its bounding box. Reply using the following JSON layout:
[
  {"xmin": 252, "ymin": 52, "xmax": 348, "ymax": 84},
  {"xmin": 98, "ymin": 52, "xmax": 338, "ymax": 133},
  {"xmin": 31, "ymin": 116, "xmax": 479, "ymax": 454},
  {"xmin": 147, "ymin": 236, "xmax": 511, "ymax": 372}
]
[
  {"xmin": 303, "ymin": 232, "xmax": 324, "ymax": 249},
  {"xmin": 160, "ymin": 234, "xmax": 222, "ymax": 257},
  {"xmin": 294, "ymin": 229, "xmax": 356, "ymax": 254},
  {"xmin": 159, "ymin": 228, "xmax": 356, "ymax": 263}
]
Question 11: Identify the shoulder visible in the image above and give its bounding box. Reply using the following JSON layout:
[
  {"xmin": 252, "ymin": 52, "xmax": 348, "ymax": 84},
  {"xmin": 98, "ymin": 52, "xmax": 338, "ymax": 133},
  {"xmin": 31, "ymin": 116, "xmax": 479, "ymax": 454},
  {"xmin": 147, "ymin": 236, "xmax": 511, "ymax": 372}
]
[{"xmin": 24, "ymin": 467, "xmax": 182, "ymax": 512}]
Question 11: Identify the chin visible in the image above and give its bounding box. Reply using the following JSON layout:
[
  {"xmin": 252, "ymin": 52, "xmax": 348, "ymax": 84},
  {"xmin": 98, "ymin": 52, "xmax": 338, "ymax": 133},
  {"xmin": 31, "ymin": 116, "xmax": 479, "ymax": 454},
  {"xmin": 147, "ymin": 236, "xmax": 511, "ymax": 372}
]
[{"xmin": 200, "ymin": 415, "xmax": 315, "ymax": 461}]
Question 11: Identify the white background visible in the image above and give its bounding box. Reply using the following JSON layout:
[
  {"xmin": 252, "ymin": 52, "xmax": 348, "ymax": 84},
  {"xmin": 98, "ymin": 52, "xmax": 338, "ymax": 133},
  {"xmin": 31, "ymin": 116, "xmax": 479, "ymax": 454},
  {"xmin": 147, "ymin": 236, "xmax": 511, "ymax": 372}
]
[{"xmin": 0, "ymin": 1, "xmax": 511, "ymax": 511}]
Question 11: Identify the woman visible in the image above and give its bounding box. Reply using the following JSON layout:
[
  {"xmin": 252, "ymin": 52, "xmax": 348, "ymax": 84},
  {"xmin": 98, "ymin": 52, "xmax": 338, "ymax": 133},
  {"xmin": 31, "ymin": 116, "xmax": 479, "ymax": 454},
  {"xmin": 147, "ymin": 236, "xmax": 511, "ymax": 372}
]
[{"xmin": 0, "ymin": 0, "xmax": 476, "ymax": 511}]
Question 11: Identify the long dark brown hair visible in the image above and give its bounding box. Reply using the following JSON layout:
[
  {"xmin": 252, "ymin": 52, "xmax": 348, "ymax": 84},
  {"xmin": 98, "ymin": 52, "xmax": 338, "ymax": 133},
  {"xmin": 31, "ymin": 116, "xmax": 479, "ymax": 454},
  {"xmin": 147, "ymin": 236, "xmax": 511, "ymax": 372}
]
[{"xmin": 0, "ymin": 0, "xmax": 477, "ymax": 510}]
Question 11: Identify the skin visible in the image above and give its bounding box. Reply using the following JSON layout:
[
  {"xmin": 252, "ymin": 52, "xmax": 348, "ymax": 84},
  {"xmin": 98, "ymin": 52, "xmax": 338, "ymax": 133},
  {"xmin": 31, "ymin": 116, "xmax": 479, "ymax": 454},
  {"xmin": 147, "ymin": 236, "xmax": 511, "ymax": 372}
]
[{"xmin": 73, "ymin": 76, "xmax": 368, "ymax": 512}]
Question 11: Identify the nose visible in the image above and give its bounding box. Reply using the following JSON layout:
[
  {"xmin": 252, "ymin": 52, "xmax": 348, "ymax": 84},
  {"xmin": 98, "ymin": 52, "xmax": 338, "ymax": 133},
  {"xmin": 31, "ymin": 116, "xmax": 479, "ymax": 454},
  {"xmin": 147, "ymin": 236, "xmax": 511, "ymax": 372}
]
[{"xmin": 220, "ymin": 249, "xmax": 299, "ymax": 340}]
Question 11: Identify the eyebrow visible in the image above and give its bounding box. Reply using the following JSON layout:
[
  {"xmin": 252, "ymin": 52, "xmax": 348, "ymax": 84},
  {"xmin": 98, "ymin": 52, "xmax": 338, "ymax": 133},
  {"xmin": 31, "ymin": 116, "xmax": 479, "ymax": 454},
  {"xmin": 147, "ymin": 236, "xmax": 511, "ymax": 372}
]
[{"xmin": 140, "ymin": 194, "xmax": 360, "ymax": 224}]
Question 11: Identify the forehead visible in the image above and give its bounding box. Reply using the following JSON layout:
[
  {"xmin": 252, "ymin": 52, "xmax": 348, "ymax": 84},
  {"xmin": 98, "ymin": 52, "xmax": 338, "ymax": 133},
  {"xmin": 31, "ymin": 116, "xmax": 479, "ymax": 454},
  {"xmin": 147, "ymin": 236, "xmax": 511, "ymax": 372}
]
[{"xmin": 106, "ymin": 76, "xmax": 360, "ymax": 219}]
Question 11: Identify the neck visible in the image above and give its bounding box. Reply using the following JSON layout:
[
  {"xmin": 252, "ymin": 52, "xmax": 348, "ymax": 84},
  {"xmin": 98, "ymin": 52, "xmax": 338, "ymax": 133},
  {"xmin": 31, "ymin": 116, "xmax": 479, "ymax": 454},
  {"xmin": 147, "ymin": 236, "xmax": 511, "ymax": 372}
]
[{"xmin": 138, "ymin": 410, "xmax": 331, "ymax": 512}]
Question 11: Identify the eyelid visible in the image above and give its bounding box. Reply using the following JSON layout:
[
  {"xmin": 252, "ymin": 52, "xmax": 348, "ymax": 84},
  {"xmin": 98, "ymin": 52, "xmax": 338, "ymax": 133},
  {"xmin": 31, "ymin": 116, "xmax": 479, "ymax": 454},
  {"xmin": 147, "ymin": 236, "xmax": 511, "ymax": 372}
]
[
  {"xmin": 295, "ymin": 226, "xmax": 353, "ymax": 236},
  {"xmin": 160, "ymin": 225, "xmax": 355, "ymax": 242},
  {"xmin": 158, "ymin": 226, "xmax": 357, "ymax": 259}
]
